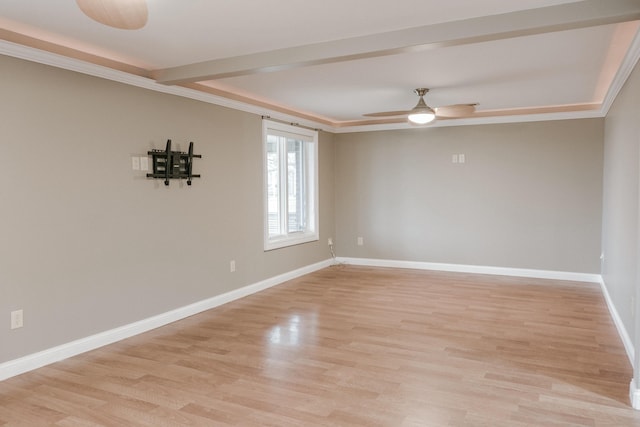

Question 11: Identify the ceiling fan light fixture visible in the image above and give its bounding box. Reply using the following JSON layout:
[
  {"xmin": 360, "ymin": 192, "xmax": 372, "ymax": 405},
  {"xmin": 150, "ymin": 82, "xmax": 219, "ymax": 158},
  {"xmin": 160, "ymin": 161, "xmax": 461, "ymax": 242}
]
[
  {"xmin": 408, "ymin": 109, "xmax": 436, "ymax": 125},
  {"xmin": 364, "ymin": 88, "xmax": 473, "ymax": 123},
  {"xmin": 76, "ymin": 0, "xmax": 148, "ymax": 30},
  {"xmin": 407, "ymin": 88, "xmax": 436, "ymax": 125}
]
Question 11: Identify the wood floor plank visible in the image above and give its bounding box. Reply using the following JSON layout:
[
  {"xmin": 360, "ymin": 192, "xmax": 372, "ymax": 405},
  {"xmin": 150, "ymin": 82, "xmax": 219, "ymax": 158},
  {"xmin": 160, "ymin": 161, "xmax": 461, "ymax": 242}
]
[{"xmin": 1, "ymin": 265, "xmax": 640, "ymax": 426}]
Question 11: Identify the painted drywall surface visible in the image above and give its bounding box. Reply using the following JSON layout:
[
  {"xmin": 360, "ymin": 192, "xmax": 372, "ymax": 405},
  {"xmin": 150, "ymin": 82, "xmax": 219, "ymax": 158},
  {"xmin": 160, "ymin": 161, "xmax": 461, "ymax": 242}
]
[
  {"xmin": 0, "ymin": 55, "xmax": 335, "ymax": 362},
  {"xmin": 334, "ymin": 119, "xmax": 603, "ymax": 273},
  {"xmin": 602, "ymin": 57, "xmax": 640, "ymax": 360}
]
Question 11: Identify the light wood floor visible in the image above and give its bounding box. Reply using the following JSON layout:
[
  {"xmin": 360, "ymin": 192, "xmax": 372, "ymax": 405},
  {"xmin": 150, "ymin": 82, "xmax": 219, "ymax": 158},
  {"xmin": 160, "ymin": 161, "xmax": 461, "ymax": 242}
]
[{"xmin": 1, "ymin": 265, "xmax": 639, "ymax": 426}]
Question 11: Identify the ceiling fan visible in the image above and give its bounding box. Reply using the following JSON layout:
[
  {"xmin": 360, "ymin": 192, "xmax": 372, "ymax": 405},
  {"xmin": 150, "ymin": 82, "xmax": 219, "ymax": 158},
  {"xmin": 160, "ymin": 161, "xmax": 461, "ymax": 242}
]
[
  {"xmin": 364, "ymin": 88, "xmax": 477, "ymax": 124},
  {"xmin": 76, "ymin": 0, "xmax": 148, "ymax": 30}
]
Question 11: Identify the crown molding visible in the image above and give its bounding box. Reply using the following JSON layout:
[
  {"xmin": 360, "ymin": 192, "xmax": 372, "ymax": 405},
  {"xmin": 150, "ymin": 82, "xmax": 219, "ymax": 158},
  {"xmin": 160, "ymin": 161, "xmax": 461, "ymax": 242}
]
[
  {"xmin": 601, "ymin": 22, "xmax": 640, "ymax": 115},
  {"xmin": 330, "ymin": 108, "xmax": 606, "ymax": 133},
  {"xmin": 0, "ymin": 40, "xmax": 332, "ymax": 131},
  {"xmin": 2, "ymin": 34, "xmax": 637, "ymax": 134}
]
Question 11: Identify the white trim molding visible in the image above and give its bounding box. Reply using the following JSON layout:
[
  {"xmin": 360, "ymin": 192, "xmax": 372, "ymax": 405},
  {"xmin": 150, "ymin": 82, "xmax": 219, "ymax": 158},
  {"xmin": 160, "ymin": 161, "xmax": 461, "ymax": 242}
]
[
  {"xmin": 337, "ymin": 257, "xmax": 602, "ymax": 283},
  {"xmin": 3, "ymin": 255, "xmax": 636, "ymax": 411},
  {"xmin": 631, "ymin": 380, "xmax": 640, "ymax": 410},
  {"xmin": 0, "ymin": 258, "xmax": 333, "ymax": 382},
  {"xmin": 601, "ymin": 25, "xmax": 640, "ymax": 116},
  {"xmin": 0, "ymin": 40, "xmax": 329, "ymax": 133},
  {"xmin": 599, "ymin": 277, "xmax": 635, "ymax": 366},
  {"xmin": 3, "ymin": 26, "xmax": 640, "ymax": 135}
]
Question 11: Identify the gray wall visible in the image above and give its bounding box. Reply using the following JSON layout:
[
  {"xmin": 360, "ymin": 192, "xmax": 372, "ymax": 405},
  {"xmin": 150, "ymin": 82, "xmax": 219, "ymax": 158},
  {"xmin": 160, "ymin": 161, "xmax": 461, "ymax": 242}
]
[
  {"xmin": 334, "ymin": 120, "xmax": 604, "ymax": 273},
  {"xmin": 602, "ymin": 57, "xmax": 640, "ymax": 365},
  {"xmin": 0, "ymin": 51, "xmax": 620, "ymax": 367},
  {"xmin": 0, "ymin": 54, "xmax": 335, "ymax": 363}
]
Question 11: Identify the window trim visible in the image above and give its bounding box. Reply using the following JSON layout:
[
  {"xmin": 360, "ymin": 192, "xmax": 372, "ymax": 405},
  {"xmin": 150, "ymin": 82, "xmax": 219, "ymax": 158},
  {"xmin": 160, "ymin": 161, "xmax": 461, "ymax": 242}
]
[{"xmin": 263, "ymin": 120, "xmax": 319, "ymax": 251}]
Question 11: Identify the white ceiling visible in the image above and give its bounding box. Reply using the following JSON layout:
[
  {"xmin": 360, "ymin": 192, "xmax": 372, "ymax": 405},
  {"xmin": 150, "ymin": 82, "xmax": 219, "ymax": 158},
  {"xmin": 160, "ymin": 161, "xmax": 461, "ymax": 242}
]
[{"xmin": 1, "ymin": 0, "xmax": 640, "ymax": 132}]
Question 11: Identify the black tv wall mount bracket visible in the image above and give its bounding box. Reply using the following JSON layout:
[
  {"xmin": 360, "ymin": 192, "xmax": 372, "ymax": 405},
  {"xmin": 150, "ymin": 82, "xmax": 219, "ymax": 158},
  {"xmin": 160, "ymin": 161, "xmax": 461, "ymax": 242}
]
[{"xmin": 146, "ymin": 140, "xmax": 201, "ymax": 186}]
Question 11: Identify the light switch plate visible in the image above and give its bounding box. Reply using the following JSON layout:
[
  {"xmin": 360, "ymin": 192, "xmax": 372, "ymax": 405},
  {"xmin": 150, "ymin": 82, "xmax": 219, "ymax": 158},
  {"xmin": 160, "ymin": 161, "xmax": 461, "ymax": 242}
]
[{"xmin": 11, "ymin": 310, "xmax": 23, "ymax": 329}]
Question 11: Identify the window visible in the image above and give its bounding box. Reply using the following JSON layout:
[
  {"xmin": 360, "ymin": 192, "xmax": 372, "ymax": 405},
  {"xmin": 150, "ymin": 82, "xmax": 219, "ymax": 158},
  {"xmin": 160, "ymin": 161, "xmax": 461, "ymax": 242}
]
[{"xmin": 263, "ymin": 120, "xmax": 318, "ymax": 250}]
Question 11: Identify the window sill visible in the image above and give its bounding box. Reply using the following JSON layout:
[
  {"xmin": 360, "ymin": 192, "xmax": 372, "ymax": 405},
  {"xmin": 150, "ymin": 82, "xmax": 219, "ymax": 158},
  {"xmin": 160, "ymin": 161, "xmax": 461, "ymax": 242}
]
[{"xmin": 264, "ymin": 233, "xmax": 319, "ymax": 251}]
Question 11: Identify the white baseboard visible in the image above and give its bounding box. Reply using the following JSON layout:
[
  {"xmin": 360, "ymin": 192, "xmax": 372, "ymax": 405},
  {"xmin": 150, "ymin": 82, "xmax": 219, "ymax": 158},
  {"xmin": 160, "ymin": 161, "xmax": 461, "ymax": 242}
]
[
  {"xmin": 3, "ymin": 255, "xmax": 635, "ymax": 408},
  {"xmin": 631, "ymin": 380, "xmax": 640, "ymax": 410},
  {"xmin": 0, "ymin": 258, "xmax": 333, "ymax": 382},
  {"xmin": 336, "ymin": 257, "xmax": 602, "ymax": 283},
  {"xmin": 599, "ymin": 277, "xmax": 635, "ymax": 366}
]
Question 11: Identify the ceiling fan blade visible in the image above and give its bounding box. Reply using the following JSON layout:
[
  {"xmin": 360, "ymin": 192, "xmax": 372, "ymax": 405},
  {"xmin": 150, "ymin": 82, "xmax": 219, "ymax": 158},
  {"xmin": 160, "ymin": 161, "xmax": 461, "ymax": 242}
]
[
  {"xmin": 434, "ymin": 104, "xmax": 477, "ymax": 118},
  {"xmin": 362, "ymin": 110, "xmax": 412, "ymax": 118},
  {"xmin": 76, "ymin": 0, "xmax": 148, "ymax": 30}
]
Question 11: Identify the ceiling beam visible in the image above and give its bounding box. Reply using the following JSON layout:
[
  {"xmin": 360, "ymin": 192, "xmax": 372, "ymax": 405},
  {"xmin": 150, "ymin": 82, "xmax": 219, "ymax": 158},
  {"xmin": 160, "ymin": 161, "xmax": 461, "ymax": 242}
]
[{"xmin": 153, "ymin": 0, "xmax": 640, "ymax": 85}]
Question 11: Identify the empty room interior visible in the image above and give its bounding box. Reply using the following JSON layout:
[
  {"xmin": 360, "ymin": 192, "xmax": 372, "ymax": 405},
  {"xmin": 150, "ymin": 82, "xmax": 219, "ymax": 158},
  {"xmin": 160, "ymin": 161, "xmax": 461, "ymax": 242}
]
[{"xmin": 3, "ymin": 1, "xmax": 640, "ymax": 425}]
